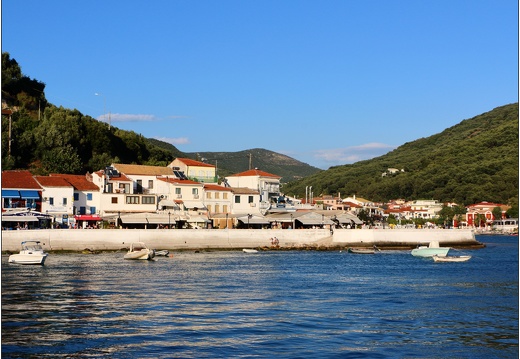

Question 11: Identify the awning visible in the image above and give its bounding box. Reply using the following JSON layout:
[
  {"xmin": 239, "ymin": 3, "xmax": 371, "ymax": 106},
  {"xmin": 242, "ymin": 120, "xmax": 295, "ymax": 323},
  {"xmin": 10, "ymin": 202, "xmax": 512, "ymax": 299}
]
[
  {"xmin": 2, "ymin": 215, "xmax": 39, "ymax": 222},
  {"xmin": 2, "ymin": 190, "xmax": 20, "ymax": 198},
  {"xmin": 183, "ymin": 201, "xmax": 206, "ymax": 209},
  {"xmin": 20, "ymin": 190, "xmax": 40, "ymax": 199},
  {"xmin": 237, "ymin": 216, "xmax": 270, "ymax": 225},
  {"xmin": 296, "ymin": 216, "xmax": 335, "ymax": 225},
  {"xmin": 159, "ymin": 199, "xmax": 180, "ymax": 210},
  {"xmin": 74, "ymin": 215, "xmax": 102, "ymax": 221},
  {"xmin": 120, "ymin": 215, "xmax": 175, "ymax": 224},
  {"xmin": 187, "ymin": 216, "xmax": 211, "ymax": 223}
]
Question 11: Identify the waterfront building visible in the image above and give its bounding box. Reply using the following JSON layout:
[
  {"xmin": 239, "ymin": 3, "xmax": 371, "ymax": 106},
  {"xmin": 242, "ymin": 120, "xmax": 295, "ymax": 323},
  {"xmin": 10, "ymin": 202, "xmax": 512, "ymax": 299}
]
[
  {"xmin": 168, "ymin": 158, "xmax": 217, "ymax": 183},
  {"xmin": 1, "ymin": 170, "xmax": 42, "ymax": 212},
  {"xmin": 466, "ymin": 201, "xmax": 510, "ymax": 228}
]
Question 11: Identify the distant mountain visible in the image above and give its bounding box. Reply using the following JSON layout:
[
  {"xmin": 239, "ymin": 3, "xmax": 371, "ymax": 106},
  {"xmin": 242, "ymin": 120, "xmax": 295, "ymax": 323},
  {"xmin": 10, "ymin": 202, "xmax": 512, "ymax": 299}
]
[
  {"xmin": 185, "ymin": 148, "xmax": 322, "ymax": 183},
  {"xmin": 282, "ymin": 103, "xmax": 519, "ymax": 206}
]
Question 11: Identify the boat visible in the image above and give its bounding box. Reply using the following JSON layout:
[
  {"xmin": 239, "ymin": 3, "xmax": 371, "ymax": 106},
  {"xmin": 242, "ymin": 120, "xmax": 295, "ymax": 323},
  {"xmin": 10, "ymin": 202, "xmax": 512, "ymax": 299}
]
[
  {"xmin": 433, "ymin": 255, "xmax": 471, "ymax": 262},
  {"xmin": 8, "ymin": 241, "xmax": 48, "ymax": 265},
  {"xmin": 243, "ymin": 249, "xmax": 258, "ymax": 253},
  {"xmin": 411, "ymin": 241, "xmax": 450, "ymax": 257},
  {"xmin": 124, "ymin": 242, "xmax": 155, "ymax": 260},
  {"xmin": 155, "ymin": 250, "xmax": 169, "ymax": 256},
  {"xmin": 348, "ymin": 247, "xmax": 375, "ymax": 254}
]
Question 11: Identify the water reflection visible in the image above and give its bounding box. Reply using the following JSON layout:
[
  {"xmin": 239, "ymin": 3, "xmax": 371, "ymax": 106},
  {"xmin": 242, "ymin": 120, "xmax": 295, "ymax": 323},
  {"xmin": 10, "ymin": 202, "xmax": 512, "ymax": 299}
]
[{"xmin": 2, "ymin": 237, "xmax": 518, "ymax": 358}]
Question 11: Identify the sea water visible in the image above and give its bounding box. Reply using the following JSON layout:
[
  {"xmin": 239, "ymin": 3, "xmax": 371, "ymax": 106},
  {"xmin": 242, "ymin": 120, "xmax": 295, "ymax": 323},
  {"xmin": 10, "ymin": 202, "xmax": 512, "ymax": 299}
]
[{"xmin": 2, "ymin": 235, "xmax": 518, "ymax": 358}]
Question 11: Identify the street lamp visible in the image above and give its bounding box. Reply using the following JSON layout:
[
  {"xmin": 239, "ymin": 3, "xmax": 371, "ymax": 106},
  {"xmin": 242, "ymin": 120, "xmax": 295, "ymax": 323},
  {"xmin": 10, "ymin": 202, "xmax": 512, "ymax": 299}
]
[
  {"xmin": 225, "ymin": 213, "xmax": 228, "ymax": 229},
  {"xmin": 168, "ymin": 211, "xmax": 171, "ymax": 229},
  {"xmin": 94, "ymin": 92, "xmax": 110, "ymax": 129},
  {"xmin": 247, "ymin": 213, "xmax": 252, "ymax": 229},
  {"xmin": 290, "ymin": 213, "xmax": 293, "ymax": 229}
]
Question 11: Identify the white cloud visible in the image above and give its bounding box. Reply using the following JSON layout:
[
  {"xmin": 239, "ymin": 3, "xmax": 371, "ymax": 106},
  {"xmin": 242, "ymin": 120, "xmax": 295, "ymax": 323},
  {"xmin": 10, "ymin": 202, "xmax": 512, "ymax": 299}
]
[
  {"xmin": 313, "ymin": 142, "xmax": 396, "ymax": 165},
  {"xmin": 97, "ymin": 113, "xmax": 156, "ymax": 122},
  {"xmin": 154, "ymin": 136, "xmax": 190, "ymax": 145}
]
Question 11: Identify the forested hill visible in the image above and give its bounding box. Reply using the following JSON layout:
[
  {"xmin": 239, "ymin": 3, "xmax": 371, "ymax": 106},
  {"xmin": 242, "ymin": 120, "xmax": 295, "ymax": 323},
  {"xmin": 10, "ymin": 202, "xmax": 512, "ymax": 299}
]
[{"xmin": 283, "ymin": 103, "xmax": 519, "ymax": 206}]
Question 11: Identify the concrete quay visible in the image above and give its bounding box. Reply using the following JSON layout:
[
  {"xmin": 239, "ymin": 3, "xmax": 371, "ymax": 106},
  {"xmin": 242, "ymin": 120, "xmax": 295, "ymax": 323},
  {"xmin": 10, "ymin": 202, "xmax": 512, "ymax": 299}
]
[{"xmin": 1, "ymin": 228, "xmax": 482, "ymax": 252}]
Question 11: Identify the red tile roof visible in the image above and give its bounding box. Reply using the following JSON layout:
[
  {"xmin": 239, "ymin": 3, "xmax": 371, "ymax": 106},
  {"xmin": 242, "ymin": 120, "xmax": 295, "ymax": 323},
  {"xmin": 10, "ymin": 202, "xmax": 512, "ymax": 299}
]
[
  {"xmin": 203, "ymin": 184, "xmax": 232, "ymax": 191},
  {"xmin": 227, "ymin": 169, "xmax": 281, "ymax": 178},
  {"xmin": 176, "ymin": 158, "xmax": 215, "ymax": 168},
  {"xmin": 1, "ymin": 170, "xmax": 41, "ymax": 189},
  {"xmin": 34, "ymin": 176, "xmax": 72, "ymax": 187},
  {"xmin": 50, "ymin": 174, "xmax": 100, "ymax": 191}
]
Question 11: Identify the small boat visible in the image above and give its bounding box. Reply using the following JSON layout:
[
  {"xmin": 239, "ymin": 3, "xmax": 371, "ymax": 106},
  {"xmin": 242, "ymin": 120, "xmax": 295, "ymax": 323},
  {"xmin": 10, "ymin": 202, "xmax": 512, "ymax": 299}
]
[
  {"xmin": 155, "ymin": 250, "xmax": 170, "ymax": 257},
  {"xmin": 243, "ymin": 249, "xmax": 258, "ymax": 253},
  {"xmin": 433, "ymin": 255, "xmax": 472, "ymax": 262},
  {"xmin": 348, "ymin": 247, "xmax": 375, "ymax": 254},
  {"xmin": 411, "ymin": 241, "xmax": 450, "ymax": 257},
  {"xmin": 124, "ymin": 242, "xmax": 155, "ymax": 260},
  {"xmin": 8, "ymin": 241, "xmax": 48, "ymax": 265}
]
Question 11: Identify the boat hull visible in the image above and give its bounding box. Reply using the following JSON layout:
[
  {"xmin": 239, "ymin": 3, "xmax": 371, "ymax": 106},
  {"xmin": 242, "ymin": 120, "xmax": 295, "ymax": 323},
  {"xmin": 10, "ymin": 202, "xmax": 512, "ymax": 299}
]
[
  {"xmin": 8, "ymin": 253, "xmax": 48, "ymax": 265},
  {"xmin": 411, "ymin": 247, "xmax": 450, "ymax": 257},
  {"xmin": 433, "ymin": 255, "xmax": 471, "ymax": 262},
  {"xmin": 348, "ymin": 248, "xmax": 375, "ymax": 254},
  {"xmin": 243, "ymin": 249, "xmax": 258, "ymax": 253},
  {"xmin": 124, "ymin": 249, "xmax": 154, "ymax": 260}
]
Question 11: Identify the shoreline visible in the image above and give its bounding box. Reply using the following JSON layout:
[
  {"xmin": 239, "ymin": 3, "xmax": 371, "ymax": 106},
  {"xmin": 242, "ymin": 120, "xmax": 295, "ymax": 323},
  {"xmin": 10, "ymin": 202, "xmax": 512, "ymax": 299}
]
[{"xmin": 1, "ymin": 228, "xmax": 484, "ymax": 253}]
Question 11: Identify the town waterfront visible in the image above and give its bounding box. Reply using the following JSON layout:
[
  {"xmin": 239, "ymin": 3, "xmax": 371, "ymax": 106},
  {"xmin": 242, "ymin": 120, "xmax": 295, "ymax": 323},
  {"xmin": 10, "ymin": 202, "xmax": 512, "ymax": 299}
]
[{"xmin": 2, "ymin": 235, "xmax": 518, "ymax": 358}]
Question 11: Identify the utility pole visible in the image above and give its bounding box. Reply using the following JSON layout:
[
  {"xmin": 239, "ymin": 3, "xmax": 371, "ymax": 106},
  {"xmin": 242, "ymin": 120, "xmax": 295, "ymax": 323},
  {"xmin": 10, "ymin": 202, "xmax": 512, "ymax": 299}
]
[{"xmin": 249, "ymin": 153, "xmax": 252, "ymax": 170}]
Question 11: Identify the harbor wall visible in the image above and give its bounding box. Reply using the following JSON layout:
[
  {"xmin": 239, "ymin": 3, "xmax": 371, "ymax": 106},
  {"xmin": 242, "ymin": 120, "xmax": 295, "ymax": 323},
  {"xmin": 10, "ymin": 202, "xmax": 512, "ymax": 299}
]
[{"xmin": 1, "ymin": 228, "xmax": 479, "ymax": 252}]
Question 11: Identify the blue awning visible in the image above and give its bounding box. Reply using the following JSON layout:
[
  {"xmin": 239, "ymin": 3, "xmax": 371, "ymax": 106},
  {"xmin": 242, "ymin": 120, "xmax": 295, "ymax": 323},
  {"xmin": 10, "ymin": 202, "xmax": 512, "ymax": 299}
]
[
  {"xmin": 2, "ymin": 190, "xmax": 20, "ymax": 198},
  {"xmin": 19, "ymin": 190, "xmax": 40, "ymax": 199}
]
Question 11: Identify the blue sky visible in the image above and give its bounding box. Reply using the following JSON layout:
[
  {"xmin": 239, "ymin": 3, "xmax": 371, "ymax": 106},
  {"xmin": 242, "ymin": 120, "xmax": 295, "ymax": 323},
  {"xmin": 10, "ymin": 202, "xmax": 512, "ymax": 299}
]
[{"xmin": 2, "ymin": 1, "xmax": 518, "ymax": 169}]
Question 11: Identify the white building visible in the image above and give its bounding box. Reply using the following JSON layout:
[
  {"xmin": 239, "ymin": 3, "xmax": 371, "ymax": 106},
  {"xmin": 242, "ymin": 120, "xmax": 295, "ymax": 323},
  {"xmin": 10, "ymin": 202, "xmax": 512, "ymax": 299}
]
[{"xmin": 168, "ymin": 158, "xmax": 217, "ymax": 183}]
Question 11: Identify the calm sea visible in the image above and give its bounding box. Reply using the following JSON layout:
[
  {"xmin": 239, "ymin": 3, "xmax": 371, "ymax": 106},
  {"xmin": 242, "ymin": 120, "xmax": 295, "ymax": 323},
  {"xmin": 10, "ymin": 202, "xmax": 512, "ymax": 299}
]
[{"xmin": 2, "ymin": 235, "xmax": 518, "ymax": 358}]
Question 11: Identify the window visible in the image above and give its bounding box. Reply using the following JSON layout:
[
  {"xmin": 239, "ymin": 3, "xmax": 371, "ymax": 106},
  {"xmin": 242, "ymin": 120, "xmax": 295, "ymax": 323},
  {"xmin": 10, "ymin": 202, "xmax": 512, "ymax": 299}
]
[
  {"xmin": 63, "ymin": 198, "xmax": 67, "ymax": 205},
  {"xmin": 223, "ymin": 205, "xmax": 228, "ymax": 213},
  {"xmin": 74, "ymin": 193, "xmax": 79, "ymax": 201},
  {"xmin": 215, "ymin": 192, "xmax": 220, "ymax": 199},
  {"xmin": 206, "ymin": 192, "xmax": 212, "ymax": 199},
  {"xmin": 215, "ymin": 205, "xmax": 220, "ymax": 213},
  {"xmin": 126, "ymin": 196, "xmax": 140, "ymax": 204},
  {"xmin": 175, "ymin": 188, "xmax": 181, "ymax": 195},
  {"xmin": 235, "ymin": 196, "xmax": 241, "ymax": 204},
  {"xmin": 148, "ymin": 180, "xmax": 153, "ymax": 189},
  {"xmin": 111, "ymin": 197, "xmax": 118, "ymax": 204},
  {"xmin": 87, "ymin": 193, "xmax": 93, "ymax": 201},
  {"xmin": 136, "ymin": 180, "xmax": 143, "ymax": 193},
  {"xmin": 80, "ymin": 206, "xmax": 86, "ymax": 214},
  {"xmin": 223, "ymin": 193, "xmax": 228, "ymax": 199},
  {"xmin": 206, "ymin": 204, "xmax": 212, "ymax": 212},
  {"xmin": 49, "ymin": 197, "xmax": 54, "ymax": 205},
  {"xmin": 192, "ymin": 188, "xmax": 198, "ymax": 195},
  {"xmin": 90, "ymin": 207, "xmax": 96, "ymax": 215},
  {"xmin": 248, "ymin": 196, "xmax": 254, "ymax": 203},
  {"xmin": 142, "ymin": 196, "xmax": 155, "ymax": 204}
]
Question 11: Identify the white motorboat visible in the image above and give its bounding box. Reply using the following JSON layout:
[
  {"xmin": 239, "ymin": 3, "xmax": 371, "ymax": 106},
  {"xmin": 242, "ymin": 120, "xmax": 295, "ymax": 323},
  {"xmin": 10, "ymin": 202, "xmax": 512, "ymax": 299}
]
[
  {"xmin": 411, "ymin": 241, "xmax": 450, "ymax": 257},
  {"xmin": 124, "ymin": 242, "xmax": 155, "ymax": 260},
  {"xmin": 155, "ymin": 250, "xmax": 169, "ymax": 257},
  {"xmin": 243, "ymin": 249, "xmax": 258, "ymax": 253},
  {"xmin": 8, "ymin": 241, "xmax": 48, "ymax": 265},
  {"xmin": 433, "ymin": 255, "xmax": 472, "ymax": 262}
]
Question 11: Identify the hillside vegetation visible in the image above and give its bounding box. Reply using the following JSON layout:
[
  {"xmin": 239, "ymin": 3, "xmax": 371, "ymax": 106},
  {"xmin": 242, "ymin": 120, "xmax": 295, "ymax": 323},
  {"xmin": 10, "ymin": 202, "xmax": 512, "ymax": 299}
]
[
  {"xmin": 186, "ymin": 149, "xmax": 321, "ymax": 182},
  {"xmin": 2, "ymin": 52, "xmax": 517, "ymax": 206},
  {"xmin": 283, "ymin": 103, "xmax": 519, "ymax": 206}
]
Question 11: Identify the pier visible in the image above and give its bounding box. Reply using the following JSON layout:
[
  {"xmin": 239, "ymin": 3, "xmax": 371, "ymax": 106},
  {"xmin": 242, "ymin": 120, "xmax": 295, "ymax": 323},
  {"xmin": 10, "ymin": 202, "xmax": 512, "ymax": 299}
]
[{"xmin": 1, "ymin": 228, "xmax": 482, "ymax": 252}]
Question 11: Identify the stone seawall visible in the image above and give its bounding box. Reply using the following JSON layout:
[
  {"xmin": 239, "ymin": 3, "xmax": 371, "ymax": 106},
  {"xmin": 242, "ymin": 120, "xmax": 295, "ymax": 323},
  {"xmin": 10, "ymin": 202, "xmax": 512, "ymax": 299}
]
[{"xmin": 1, "ymin": 228, "xmax": 480, "ymax": 252}]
